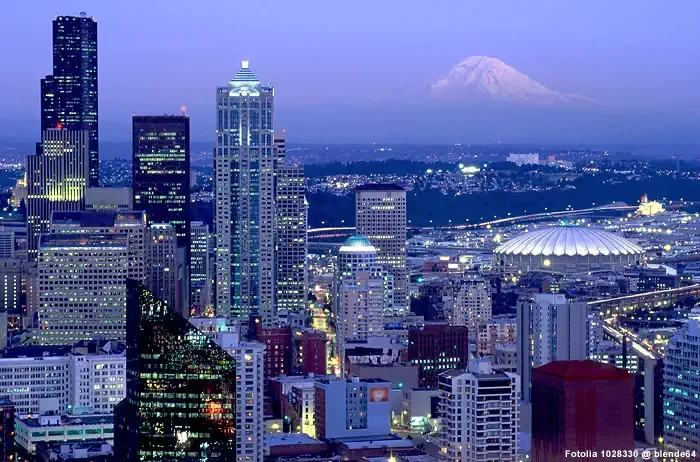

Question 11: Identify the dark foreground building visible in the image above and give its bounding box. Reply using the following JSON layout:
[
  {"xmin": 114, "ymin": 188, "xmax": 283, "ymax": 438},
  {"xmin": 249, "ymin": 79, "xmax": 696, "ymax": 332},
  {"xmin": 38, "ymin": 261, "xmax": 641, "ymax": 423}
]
[
  {"xmin": 114, "ymin": 280, "xmax": 236, "ymax": 461},
  {"xmin": 532, "ymin": 360, "xmax": 634, "ymax": 462}
]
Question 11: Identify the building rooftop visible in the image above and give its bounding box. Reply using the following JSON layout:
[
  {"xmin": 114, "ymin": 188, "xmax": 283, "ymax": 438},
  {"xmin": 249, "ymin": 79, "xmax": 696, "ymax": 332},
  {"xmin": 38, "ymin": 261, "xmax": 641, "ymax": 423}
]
[
  {"xmin": 340, "ymin": 235, "xmax": 375, "ymax": 253},
  {"xmin": 19, "ymin": 414, "xmax": 113, "ymax": 428},
  {"xmin": 264, "ymin": 433, "xmax": 323, "ymax": 447},
  {"xmin": 51, "ymin": 210, "xmax": 146, "ymax": 228},
  {"xmin": 495, "ymin": 226, "xmax": 644, "ymax": 257},
  {"xmin": 355, "ymin": 184, "xmax": 406, "ymax": 192},
  {"xmin": 533, "ymin": 360, "xmax": 633, "ymax": 381},
  {"xmin": 1, "ymin": 345, "xmax": 72, "ymax": 358},
  {"xmin": 40, "ymin": 233, "xmax": 128, "ymax": 249}
]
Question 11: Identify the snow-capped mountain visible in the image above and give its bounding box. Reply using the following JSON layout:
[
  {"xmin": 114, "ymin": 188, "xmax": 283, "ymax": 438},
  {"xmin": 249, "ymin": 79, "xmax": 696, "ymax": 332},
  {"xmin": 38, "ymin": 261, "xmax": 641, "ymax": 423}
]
[{"xmin": 429, "ymin": 56, "xmax": 596, "ymax": 106}]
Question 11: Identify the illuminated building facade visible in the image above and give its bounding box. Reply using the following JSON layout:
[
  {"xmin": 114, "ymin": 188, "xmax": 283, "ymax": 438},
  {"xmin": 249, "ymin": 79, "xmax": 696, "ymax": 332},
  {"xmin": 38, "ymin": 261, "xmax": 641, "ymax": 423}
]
[
  {"xmin": 448, "ymin": 275, "xmax": 491, "ymax": 337},
  {"xmin": 27, "ymin": 129, "xmax": 89, "ymax": 259},
  {"xmin": 335, "ymin": 236, "xmax": 390, "ymax": 353},
  {"xmin": 132, "ymin": 115, "xmax": 191, "ymax": 248},
  {"xmin": 355, "ymin": 184, "xmax": 408, "ymax": 316},
  {"xmin": 517, "ymin": 293, "xmax": 587, "ymax": 402},
  {"xmin": 408, "ymin": 324, "xmax": 470, "ymax": 388},
  {"xmin": 275, "ymin": 159, "xmax": 308, "ymax": 313},
  {"xmin": 663, "ymin": 319, "xmax": 700, "ymax": 451},
  {"xmin": 41, "ymin": 14, "xmax": 99, "ymax": 187},
  {"xmin": 145, "ymin": 223, "xmax": 178, "ymax": 313},
  {"xmin": 215, "ymin": 61, "xmax": 276, "ymax": 324},
  {"xmin": 190, "ymin": 221, "xmax": 211, "ymax": 314},
  {"xmin": 37, "ymin": 234, "xmax": 129, "ymax": 345},
  {"xmin": 114, "ymin": 281, "xmax": 236, "ymax": 461},
  {"xmin": 438, "ymin": 360, "xmax": 520, "ymax": 462}
]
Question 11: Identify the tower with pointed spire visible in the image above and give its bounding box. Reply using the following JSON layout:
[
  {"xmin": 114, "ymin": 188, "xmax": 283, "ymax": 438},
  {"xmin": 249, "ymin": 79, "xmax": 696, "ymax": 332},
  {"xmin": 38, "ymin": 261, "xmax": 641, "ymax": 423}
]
[{"xmin": 215, "ymin": 61, "xmax": 276, "ymax": 324}]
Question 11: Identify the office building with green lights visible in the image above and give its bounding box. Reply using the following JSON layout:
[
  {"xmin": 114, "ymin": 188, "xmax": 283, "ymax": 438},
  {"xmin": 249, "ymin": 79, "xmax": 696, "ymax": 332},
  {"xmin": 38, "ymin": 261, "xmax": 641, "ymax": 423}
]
[{"xmin": 114, "ymin": 280, "xmax": 236, "ymax": 461}]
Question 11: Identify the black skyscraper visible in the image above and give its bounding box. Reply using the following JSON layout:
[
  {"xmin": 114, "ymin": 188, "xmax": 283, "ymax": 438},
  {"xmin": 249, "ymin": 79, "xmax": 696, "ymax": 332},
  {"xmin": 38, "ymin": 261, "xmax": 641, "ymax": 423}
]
[
  {"xmin": 41, "ymin": 13, "xmax": 99, "ymax": 186},
  {"xmin": 132, "ymin": 116, "xmax": 191, "ymax": 248},
  {"xmin": 114, "ymin": 280, "xmax": 236, "ymax": 461}
]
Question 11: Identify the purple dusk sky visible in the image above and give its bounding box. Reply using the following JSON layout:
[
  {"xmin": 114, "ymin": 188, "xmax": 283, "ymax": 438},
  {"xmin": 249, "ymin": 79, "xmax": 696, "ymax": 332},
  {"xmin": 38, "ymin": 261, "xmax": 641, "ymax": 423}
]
[{"xmin": 1, "ymin": 0, "xmax": 699, "ymax": 143}]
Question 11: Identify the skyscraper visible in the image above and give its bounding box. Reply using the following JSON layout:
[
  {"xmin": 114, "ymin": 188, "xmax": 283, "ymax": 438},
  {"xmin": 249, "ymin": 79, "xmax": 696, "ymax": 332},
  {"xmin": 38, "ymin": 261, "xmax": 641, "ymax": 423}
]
[
  {"xmin": 190, "ymin": 221, "xmax": 212, "ymax": 314},
  {"xmin": 132, "ymin": 115, "xmax": 191, "ymax": 248},
  {"xmin": 114, "ymin": 281, "xmax": 236, "ymax": 461},
  {"xmin": 663, "ymin": 319, "xmax": 700, "ymax": 452},
  {"xmin": 517, "ymin": 293, "xmax": 587, "ymax": 401},
  {"xmin": 438, "ymin": 360, "xmax": 520, "ymax": 462},
  {"xmin": 532, "ymin": 361, "xmax": 634, "ymax": 461},
  {"xmin": 27, "ymin": 129, "xmax": 89, "ymax": 259},
  {"xmin": 274, "ymin": 131, "xmax": 308, "ymax": 314},
  {"xmin": 355, "ymin": 184, "xmax": 408, "ymax": 316},
  {"xmin": 41, "ymin": 14, "xmax": 99, "ymax": 186},
  {"xmin": 215, "ymin": 61, "xmax": 275, "ymax": 324}
]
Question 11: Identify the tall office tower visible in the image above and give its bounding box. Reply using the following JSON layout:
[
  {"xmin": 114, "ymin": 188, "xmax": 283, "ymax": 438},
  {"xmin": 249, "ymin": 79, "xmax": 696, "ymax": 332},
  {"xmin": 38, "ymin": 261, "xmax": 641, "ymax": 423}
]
[
  {"xmin": 663, "ymin": 319, "xmax": 700, "ymax": 451},
  {"xmin": 532, "ymin": 361, "xmax": 634, "ymax": 460},
  {"xmin": 408, "ymin": 324, "xmax": 470, "ymax": 387},
  {"xmin": 438, "ymin": 360, "xmax": 520, "ymax": 462},
  {"xmin": 27, "ymin": 129, "xmax": 89, "ymax": 259},
  {"xmin": 355, "ymin": 184, "xmax": 408, "ymax": 316},
  {"xmin": 49, "ymin": 211, "xmax": 147, "ymax": 284},
  {"xmin": 335, "ymin": 236, "xmax": 390, "ymax": 349},
  {"xmin": 132, "ymin": 116, "xmax": 191, "ymax": 248},
  {"xmin": 448, "ymin": 275, "xmax": 491, "ymax": 337},
  {"xmin": 517, "ymin": 293, "xmax": 587, "ymax": 401},
  {"xmin": 114, "ymin": 281, "xmax": 236, "ymax": 462},
  {"xmin": 41, "ymin": 14, "xmax": 99, "ymax": 186},
  {"xmin": 275, "ymin": 161, "xmax": 308, "ymax": 314},
  {"xmin": 37, "ymin": 234, "xmax": 129, "ymax": 345},
  {"xmin": 190, "ymin": 222, "xmax": 212, "ymax": 314},
  {"xmin": 215, "ymin": 61, "xmax": 276, "ymax": 324},
  {"xmin": 145, "ymin": 224, "xmax": 178, "ymax": 312}
]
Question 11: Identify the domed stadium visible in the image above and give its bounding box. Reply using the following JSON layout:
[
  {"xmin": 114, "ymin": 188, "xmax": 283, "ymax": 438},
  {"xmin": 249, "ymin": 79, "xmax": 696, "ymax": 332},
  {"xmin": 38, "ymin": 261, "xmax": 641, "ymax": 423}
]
[{"xmin": 494, "ymin": 226, "xmax": 644, "ymax": 274}]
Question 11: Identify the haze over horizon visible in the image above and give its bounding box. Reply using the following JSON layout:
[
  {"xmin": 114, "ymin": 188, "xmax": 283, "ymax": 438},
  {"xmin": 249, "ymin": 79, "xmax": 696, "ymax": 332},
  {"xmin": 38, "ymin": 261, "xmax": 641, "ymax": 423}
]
[{"xmin": 2, "ymin": 0, "xmax": 699, "ymax": 144}]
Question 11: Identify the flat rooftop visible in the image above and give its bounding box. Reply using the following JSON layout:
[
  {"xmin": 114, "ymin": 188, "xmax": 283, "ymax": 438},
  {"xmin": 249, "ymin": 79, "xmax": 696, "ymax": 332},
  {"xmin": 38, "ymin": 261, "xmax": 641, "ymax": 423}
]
[
  {"xmin": 264, "ymin": 433, "xmax": 324, "ymax": 447},
  {"xmin": 20, "ymin": 414, "xmax": 114, "ymax": 428}
]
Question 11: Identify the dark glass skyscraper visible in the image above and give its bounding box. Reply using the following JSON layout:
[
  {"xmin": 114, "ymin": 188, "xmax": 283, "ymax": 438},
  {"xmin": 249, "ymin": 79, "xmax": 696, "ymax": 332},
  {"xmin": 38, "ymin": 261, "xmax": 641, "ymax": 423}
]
[
  {"xmin": 41, "ymin": 13, "xmax": 99, "ymax": 186},
  {"xmin": 132, "ymin": 116, "xmax": 191, "ymax": 248},
  {"xmin": 114, "ymin": 280, "xmax": 236, "ymax": 461}
]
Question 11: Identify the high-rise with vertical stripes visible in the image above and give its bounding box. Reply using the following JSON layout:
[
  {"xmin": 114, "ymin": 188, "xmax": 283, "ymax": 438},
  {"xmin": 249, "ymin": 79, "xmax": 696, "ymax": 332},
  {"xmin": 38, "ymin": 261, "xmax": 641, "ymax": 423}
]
[{"xmin": 215, "ymin": 61, "xmax": 276, "ymax": 324}]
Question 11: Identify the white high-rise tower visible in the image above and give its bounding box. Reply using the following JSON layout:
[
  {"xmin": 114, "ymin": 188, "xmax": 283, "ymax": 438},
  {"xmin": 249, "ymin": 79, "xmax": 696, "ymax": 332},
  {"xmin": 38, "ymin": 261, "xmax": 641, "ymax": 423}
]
[{"xmin": 215, "ymin": 61, "xmax": 276, "ymax": 325}]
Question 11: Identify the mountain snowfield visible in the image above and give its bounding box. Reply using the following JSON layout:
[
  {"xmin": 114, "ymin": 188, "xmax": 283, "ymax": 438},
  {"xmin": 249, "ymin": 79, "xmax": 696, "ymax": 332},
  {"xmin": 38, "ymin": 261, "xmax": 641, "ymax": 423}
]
[{"xmin": 429, "ymin": 56, "xmax": 597, "ymax": 106}]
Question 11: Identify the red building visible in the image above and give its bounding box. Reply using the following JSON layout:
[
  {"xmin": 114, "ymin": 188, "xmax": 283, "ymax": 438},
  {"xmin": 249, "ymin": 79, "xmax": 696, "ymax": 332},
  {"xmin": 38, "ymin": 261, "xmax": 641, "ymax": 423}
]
[
  {"xmin": 532, "ymin": 360, "xmax": 634, "ymax": 462},
  {"xmin": 295, "ymin": 330, "xmax": 327, "ymax": 375},
  {"xmin": 260, "ymin": 327, "xmax": 293, "ymax": 384},
  {"xmin": 407, "ymin": 324, "xmax": 469, "ymax": 387}
]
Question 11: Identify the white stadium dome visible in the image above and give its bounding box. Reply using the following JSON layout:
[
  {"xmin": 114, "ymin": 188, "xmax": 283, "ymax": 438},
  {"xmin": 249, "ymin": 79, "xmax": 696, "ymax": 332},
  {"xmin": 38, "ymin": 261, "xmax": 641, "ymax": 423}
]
[{"xmin": 494, "ymin": 226, "xmax": 644, "ymax": 274}]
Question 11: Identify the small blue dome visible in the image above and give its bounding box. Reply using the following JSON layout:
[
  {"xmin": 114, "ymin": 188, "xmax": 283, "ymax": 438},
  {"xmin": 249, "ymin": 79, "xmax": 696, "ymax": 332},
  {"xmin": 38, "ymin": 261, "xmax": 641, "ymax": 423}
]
[{"xmin": 342, "ymin": 235, "xmax": 373, "ymax": 248}]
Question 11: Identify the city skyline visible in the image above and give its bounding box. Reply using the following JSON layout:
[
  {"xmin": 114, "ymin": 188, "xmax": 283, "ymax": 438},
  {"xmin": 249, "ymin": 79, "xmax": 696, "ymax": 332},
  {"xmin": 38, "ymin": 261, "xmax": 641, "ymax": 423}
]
[{"xmin": 1, "ymin": 1, "xmax": 700, "ymax": 143}]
